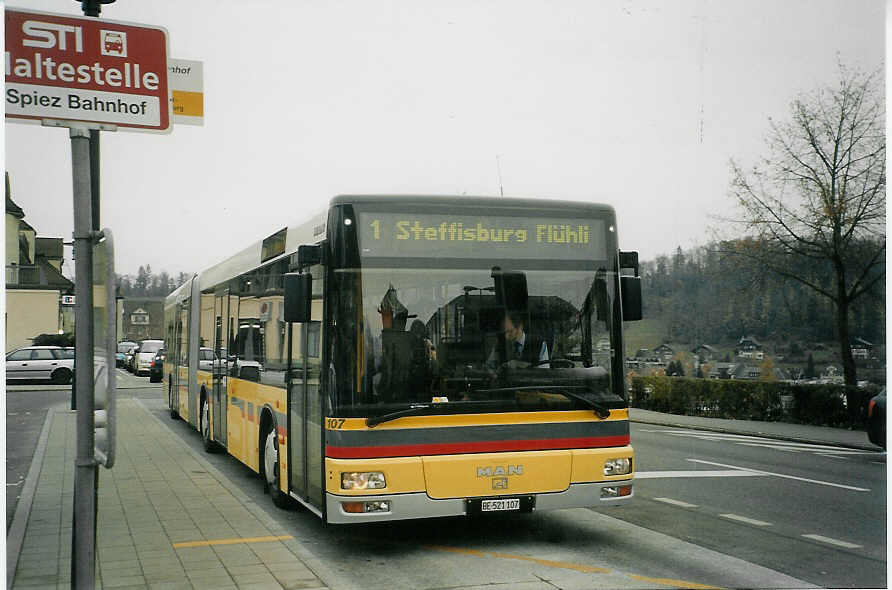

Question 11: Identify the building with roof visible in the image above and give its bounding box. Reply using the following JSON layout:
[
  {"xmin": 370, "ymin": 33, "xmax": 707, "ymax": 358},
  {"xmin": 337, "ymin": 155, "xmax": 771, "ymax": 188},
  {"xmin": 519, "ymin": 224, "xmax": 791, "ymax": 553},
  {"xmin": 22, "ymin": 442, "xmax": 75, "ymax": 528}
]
[
  {"xmin": 120, "ymin": 297, "xmax": 165, "ymax": 342},
  {"xmin": 5, "ymin": 173, "xmax": 74, "ymax": 351}
]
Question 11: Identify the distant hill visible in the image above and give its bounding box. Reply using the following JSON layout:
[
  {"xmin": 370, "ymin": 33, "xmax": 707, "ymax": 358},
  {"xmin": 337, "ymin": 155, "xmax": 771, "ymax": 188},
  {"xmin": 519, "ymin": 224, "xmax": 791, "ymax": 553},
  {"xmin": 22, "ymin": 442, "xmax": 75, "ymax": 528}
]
[{"xmin": 624, "ymin": 242, "xmax": 885, "ymax": 382}]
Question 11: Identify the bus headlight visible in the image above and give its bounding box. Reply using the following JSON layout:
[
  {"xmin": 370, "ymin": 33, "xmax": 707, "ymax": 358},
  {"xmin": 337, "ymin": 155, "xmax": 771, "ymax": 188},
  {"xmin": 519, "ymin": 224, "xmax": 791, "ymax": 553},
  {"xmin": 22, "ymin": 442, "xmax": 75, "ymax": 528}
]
[
  {"xmin": 604, "ymin": 457, "xmax": 632, "ymax": 476},
  {"xmin": 341, "ymin": 471, "xmax": 386, "ymax": 490}
]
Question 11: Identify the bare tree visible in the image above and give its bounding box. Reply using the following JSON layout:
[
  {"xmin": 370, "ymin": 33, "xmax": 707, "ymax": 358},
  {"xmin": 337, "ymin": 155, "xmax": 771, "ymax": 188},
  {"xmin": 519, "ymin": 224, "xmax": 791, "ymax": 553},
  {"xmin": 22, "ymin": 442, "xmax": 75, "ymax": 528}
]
[{"xmin": 728, "ymin": 64, "xmax": 885, "ymax": 405}]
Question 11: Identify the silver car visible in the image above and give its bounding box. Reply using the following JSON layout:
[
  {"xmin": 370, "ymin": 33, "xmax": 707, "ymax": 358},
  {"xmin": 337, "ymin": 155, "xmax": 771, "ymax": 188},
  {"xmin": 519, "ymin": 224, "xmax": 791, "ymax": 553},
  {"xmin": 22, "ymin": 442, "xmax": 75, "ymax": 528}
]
[
  {"xmin": 6, "ymin": 346, "xmax": 76, "ymax": 384},
  {"xmin": 134, "ymin": 340, "xmax": 164, "ymax": 376}
]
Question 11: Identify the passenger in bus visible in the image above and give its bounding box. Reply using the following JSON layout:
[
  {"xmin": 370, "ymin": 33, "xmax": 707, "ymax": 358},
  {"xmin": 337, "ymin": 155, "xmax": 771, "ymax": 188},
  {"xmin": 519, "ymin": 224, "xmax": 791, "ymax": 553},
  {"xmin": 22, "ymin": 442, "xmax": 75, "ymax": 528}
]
[
  {"xmin": 487, "ymin": 310, "xmax": 549, "ymax": 370},
  {"xmin": 374, "ymin": 318, "xmax": 438, "ymax": 403}
]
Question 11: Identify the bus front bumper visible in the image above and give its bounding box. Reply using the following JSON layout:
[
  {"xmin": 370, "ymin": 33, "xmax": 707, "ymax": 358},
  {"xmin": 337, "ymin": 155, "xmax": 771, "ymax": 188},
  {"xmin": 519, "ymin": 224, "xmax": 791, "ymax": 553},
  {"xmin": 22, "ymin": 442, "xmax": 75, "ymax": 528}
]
[{"xmin": 325, "ymin": 479, "xmax": 633, "ymax": 524}]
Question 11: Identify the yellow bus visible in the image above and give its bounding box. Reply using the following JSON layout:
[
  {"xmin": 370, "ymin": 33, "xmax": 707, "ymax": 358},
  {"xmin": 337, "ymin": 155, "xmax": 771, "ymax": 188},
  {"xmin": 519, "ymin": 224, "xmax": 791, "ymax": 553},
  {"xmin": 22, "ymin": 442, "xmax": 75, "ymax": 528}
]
[{"xmin": 164, "ymin": 195, "xmax": 642, "ymax": 523}]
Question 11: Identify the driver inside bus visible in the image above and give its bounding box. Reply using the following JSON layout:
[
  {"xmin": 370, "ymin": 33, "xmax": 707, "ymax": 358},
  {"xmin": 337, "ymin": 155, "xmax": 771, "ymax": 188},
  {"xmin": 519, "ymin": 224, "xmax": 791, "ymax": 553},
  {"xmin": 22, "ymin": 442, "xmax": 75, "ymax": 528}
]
[{"xmin": 487, "ymin": 310, "xmax": 549, "ymax": 370}]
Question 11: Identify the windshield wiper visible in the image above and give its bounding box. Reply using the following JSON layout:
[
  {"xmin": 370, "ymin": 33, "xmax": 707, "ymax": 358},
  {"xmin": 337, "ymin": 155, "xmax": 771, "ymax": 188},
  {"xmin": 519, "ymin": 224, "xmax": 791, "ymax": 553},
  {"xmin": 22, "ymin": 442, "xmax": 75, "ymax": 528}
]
[
  {"xmin": 366, "ymin": 404, "xmax": 432, "ymax": 428},
  {"xmin": 473, "ymin": 386, "xmax": 612, "ymax": 419}
]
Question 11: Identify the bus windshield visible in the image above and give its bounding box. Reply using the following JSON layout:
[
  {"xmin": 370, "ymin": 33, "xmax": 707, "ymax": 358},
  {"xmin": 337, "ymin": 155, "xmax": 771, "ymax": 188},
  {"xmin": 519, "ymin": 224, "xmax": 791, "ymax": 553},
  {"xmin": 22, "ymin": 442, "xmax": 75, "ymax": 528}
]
[{"xmin": 330, "ymin": 206, "xmax": 625, "ymax": 418}]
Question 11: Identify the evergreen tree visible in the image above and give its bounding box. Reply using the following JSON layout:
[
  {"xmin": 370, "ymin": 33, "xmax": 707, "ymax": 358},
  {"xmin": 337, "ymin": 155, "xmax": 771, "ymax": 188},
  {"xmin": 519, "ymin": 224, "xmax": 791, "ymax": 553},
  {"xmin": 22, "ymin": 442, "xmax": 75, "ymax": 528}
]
[{"xmin": 134, "ymin": 265, "xmax": 149, "ymax": 294}]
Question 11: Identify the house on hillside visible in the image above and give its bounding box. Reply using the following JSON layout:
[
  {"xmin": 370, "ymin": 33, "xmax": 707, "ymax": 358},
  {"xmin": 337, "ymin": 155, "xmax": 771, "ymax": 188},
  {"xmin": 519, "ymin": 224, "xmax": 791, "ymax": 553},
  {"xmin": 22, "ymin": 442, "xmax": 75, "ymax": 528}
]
[
  {"xmin": 653, "ymin": 343, "xmax": 674, "ymax": 363},
  {"xmin": 120, "ymin": 298, "xmax": 165, "ymax": 342},
  {"xmin": 774, "ymin": 367, "xmax": 794, "ymax": 382},
  {"xmin": 708, "ymin": 363, "xmax": 762, "ymax": 380},
  {"xmin": 691, "ymin": 344, "xmax": 718, "ymax": 363},
  {"xmin": 851, "ymin": 337, "xmax": 873, "ymax": 360},
  {"xmin": 709, "ymin": 362, "xmax": 738, "ymax": 379},
  {"xmin": 736, "ymin": 336, "xmax": 764, "ymax": 360}
]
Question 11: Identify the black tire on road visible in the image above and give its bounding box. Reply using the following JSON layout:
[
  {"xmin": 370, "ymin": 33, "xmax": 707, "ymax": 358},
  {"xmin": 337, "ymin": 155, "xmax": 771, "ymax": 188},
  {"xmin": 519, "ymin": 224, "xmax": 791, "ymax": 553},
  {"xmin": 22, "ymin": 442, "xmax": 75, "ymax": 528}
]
[
  {"xmin": 263, "ymin": 426, "xmax": 291, "ymax": 509},
  {"xmin": 169, "ymin": 380, "xmax": 179, "ymax": 420},
  {"xmin": 200, "ymin": 397, "xmax": 215, "ymax": 453},
  {"xmin": 51, "ymin": 368, "xmax": 72, "ymax": 385}
]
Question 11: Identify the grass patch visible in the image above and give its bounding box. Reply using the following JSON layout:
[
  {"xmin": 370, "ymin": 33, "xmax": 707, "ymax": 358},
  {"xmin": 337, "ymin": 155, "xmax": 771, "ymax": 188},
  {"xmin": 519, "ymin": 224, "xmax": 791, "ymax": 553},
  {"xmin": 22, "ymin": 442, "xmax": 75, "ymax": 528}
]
[{"xmin": 623, "ymin": 318, "xmax": 668, "ymax": 356}]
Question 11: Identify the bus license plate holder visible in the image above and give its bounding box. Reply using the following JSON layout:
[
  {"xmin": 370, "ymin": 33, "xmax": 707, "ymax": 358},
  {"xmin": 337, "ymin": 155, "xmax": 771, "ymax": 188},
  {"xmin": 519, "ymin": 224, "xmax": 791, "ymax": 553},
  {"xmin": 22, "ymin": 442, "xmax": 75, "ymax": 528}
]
[{"xmin": 468, "ymin": 496, "xmax": 534, "ymax": 515}]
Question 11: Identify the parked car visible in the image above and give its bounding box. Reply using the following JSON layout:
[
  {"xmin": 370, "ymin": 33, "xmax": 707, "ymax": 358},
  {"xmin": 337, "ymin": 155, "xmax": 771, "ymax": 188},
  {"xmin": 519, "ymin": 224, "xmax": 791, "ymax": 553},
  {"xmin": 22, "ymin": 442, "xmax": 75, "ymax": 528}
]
[
  {"xmin": 867, "ymin": 388, "xmax": 886, "ymax": 449},
  {"xmin": 134, "ymin": 340, "xmax": 164, "ymax": 376},
  {"xmin": 198, "ymin": 347, "xmax": 216, "ymax": 372},
  {"xmin": 116, "ymin": 341, "xmax": 137, "ymax": 368},
  {"xmin": 125, "ymin": 345, "xmax": 139, "ymax": 373},
  {"xmin": 6, "ymin": 346, "xmax": 75, "ymax": 384},
  {"xmin": 149, "ymin": 348, "xmax": 165, "ymax": 383}
]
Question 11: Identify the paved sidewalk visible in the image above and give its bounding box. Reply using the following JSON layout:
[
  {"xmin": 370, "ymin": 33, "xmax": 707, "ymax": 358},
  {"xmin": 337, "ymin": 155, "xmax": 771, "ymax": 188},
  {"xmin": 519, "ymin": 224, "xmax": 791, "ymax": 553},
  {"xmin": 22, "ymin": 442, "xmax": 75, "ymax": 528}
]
[
  {"xmin": 631, "ymin": 407, "xmax": 884, "ymax": 452},
  {"xmin": 8, "ymin": 398, "xmax": 333, "ymax": 590}
]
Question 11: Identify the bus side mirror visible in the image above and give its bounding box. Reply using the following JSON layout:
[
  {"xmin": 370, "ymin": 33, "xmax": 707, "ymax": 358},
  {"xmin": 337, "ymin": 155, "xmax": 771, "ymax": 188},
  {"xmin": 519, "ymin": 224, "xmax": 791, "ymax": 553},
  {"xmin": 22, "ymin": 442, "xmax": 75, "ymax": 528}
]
[
  {"xmin": 621, "ymin": 275, "xmax": 642, "ymax": 321},
  {"xmin": 284, "ymin": 273, "xmax": 312, "ymax": 322}
]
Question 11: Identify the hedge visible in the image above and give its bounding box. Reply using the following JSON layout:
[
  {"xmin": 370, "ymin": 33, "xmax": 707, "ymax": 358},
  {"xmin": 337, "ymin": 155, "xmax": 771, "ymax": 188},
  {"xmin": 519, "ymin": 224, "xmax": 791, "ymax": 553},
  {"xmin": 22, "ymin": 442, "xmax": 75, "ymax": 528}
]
[{"xmin": 629, "ymin": 376, "xmax": 882, "ymax": 429}]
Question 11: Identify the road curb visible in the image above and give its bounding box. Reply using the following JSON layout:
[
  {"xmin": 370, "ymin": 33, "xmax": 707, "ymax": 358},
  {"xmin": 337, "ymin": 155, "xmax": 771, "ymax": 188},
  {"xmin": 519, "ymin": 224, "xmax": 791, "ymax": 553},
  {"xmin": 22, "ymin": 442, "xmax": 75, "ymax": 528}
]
[
  {"xmin": 6, "ymin": 404, "xmax": 64, "ymax": 589},
  {"xmin": 630, "ymin": 416, "xmax": 883, "ymax": 452}
]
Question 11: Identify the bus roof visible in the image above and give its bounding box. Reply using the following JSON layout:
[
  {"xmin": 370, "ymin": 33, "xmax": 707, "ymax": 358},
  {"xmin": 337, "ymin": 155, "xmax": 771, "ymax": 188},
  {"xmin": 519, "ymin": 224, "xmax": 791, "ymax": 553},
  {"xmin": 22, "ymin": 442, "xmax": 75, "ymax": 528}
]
[{"xmin": 330, "ymin": 194, "xmax": 616, "ymax": 215}]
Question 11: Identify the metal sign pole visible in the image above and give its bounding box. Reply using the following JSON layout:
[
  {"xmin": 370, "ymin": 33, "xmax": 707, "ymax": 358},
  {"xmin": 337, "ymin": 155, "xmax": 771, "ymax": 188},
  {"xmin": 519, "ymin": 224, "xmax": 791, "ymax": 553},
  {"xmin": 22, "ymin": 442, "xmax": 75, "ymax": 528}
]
[{"xmin": 70, "ymin": 126, "xmax": 97, "ymax": 589}]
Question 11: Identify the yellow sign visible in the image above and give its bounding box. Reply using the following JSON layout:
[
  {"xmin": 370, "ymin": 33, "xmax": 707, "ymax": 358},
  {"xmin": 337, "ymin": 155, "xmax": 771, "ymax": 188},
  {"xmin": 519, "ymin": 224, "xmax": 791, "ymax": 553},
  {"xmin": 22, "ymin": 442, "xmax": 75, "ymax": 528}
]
[
  {"xmin": 172, "ymin": 90, "xmax": 203, "ymax": 118},
  {"xmin": 168, "ymin": 58, "xmax": 203, "ymax": 126}
]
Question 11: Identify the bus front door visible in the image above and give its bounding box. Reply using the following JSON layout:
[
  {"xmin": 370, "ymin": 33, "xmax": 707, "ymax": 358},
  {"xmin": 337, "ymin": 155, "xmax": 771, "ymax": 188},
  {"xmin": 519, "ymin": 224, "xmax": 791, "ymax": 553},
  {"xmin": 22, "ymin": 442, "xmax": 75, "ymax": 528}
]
[
  {"xmin": 213, "ymin": 291, "xmax": 230, "ymax": 445},
  {"xmin": 288, "ymin": 264, "xmax": 324, "ymax": 512}
]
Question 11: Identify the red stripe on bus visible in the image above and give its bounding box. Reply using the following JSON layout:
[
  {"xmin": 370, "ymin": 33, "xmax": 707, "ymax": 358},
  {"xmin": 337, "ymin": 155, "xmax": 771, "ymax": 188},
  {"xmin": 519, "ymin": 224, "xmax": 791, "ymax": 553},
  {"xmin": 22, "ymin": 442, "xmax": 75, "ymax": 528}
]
[{"xmin": 325, "ymin": 435, "xmax": 630, "ymax": 459}]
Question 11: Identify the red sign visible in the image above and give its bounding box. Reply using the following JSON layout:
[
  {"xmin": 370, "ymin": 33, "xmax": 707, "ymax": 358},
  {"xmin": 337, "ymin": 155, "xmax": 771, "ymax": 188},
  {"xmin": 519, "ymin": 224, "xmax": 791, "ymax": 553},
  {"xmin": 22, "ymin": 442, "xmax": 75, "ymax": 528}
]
[{"xmin": 5, "ymin": 8, "xmax": 170, "ymax": 132}]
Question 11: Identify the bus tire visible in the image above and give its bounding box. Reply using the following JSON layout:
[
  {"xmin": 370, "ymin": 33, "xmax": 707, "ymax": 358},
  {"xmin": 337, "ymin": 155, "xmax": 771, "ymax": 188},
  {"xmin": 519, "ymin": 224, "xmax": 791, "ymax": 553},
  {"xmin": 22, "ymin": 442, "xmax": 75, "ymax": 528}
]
[
  {"xmin": 263, "ymin": 425, "xmax": 290, "ymax": 509},
  {"xmin": 168, "ymin": 380, "xmax": 179, "ymax": 420},
  {"xmin": 200, "ymin": 396, "xmax": 215, "ymax": 453}
]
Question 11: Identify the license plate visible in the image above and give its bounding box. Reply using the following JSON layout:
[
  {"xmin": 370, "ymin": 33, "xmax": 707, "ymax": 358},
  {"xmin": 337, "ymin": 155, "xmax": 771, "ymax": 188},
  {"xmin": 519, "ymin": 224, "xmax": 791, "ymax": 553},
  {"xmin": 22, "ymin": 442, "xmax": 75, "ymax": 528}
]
[{"xmin": 480, "ymin": 498, "xmax": 520, "ymax": 512}]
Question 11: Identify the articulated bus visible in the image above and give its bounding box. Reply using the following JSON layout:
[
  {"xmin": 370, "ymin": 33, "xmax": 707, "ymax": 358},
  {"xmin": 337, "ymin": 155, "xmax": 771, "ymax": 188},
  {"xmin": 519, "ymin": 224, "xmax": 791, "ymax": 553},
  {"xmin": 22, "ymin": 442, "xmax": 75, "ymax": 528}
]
[{"xmin": 164, "ymin": 195, "xmax": 642, "ymax": 523}]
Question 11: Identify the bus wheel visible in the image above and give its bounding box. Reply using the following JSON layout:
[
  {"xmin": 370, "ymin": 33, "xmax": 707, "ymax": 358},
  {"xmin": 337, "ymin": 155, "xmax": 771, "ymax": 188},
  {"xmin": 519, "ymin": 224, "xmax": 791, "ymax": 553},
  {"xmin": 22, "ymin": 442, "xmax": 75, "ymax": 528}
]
[
  {"xmin": 200, "ymin": 398, "xmax": 215, "ymax": 453},
  {"xmin": 168, "ymin": 381, "xmax": 179, "ymax": 420},
  {"xmin": 263, "ymin": 428, "xmax": 290, "ymax": 509}
]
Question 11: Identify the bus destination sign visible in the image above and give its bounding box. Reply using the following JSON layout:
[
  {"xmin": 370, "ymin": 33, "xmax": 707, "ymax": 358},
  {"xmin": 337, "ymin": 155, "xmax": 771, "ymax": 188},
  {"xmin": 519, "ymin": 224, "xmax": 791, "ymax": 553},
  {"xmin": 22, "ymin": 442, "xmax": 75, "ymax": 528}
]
[
  {"xmin": 5, "ymin": 8, "xmax": 171, "ymax": 132},
  {"xmin": 358, "ymin": 212, "xmax": 606, "ymax": 260}
]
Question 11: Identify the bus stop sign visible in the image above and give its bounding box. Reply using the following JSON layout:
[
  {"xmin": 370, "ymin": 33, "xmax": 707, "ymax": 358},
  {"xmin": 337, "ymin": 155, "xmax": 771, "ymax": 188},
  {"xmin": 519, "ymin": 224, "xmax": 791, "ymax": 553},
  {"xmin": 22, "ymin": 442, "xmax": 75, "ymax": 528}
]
[{"xmin": 5, "ymin": 8, "xmax": 171, "ymax": 132}]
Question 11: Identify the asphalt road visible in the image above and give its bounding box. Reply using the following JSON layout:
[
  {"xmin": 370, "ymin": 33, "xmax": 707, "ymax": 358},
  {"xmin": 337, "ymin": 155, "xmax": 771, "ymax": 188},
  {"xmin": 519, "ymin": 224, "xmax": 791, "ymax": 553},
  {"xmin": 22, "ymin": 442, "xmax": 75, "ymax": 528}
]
[
  {"xmin": 610, "ymin": 426, "xmax": 887, "ymax": 589},
  {"xmin": 8, "ymin": 381, "xmax": 887, "ymax": 588}
]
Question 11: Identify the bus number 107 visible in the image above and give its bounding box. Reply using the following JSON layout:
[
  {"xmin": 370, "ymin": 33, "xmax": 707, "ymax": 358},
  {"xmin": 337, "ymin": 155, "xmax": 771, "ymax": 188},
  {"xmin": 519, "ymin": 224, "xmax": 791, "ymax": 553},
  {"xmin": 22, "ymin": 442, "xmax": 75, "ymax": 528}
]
[{"xmin": 326, "ymin": 418, "xmax": 346, "ymax": 429}]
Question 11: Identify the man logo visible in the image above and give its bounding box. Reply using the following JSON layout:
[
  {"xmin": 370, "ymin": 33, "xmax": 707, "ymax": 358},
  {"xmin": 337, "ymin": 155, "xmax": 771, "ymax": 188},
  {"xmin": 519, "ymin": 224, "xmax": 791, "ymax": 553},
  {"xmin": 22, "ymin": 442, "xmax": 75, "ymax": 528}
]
[
  {"xmin": 476, "ymin": 465, "xmax": 523, "ymax": 477},
  {"xmin": 492, "ymin": 477, "xmax": 508, "ymax": 490}
]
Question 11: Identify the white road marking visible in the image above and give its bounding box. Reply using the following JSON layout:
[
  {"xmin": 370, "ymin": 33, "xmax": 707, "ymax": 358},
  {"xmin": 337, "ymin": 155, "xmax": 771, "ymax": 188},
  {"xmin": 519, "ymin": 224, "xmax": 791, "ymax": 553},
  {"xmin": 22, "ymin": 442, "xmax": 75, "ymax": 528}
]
[
  {"xmin": 720, "ymin": 514, "xmax": 772, "ymax": 527},
  {"xmin": 801, "ymin": 534, "xmax": 862, "ymax": 549},
  {"xmin": 736, "ymin": 443, "xmax": 802, "ymax": 452},
  {"xmin": 636, "ymin": 470, "xmax": 763, "ymax": 479},
  {"xmin": 815, "ymin": 453, "xmax": 851, "ymax": 461},
  {"xmin": 641, "ymin": 429, "xmax": 869, "ymax": 457},
  {"xmin": 687, "ymin": 459, "xmax": 870, "ymax": 492},
  {"xmin": 654, "ymin": 497, "xmax": 698, "ymax": 508}
]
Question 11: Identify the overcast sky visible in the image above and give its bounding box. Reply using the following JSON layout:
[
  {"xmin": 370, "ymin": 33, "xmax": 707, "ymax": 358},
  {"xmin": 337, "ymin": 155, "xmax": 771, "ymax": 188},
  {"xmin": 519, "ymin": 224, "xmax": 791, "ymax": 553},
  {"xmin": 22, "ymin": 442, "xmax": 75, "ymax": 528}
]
[{"xmin": 4, "ymin": 0, "xmax": 885, "ymax": 278}]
